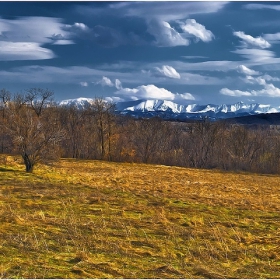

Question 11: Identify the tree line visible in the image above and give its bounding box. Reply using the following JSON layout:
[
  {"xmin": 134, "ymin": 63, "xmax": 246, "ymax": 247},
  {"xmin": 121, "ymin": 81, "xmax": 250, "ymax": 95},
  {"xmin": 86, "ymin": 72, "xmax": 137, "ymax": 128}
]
[{"xmin": 1, "ymin": 88, "xmax": 280, "ymax": 174}]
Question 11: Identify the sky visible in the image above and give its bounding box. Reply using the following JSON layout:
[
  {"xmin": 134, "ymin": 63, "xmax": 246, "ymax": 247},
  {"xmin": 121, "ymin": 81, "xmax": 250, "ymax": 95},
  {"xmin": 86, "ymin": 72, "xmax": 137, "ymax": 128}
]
[{"xmin": 2, "ymin": 1, "xmax": 280, "ymax": 105}]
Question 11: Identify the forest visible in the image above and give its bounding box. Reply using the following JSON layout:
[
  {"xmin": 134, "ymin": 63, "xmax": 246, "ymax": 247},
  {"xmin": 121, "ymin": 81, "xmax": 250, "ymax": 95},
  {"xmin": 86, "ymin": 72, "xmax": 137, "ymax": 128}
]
[{"xmin": 1, "ymin": 88, "xmax": 280, "ymax": 174}]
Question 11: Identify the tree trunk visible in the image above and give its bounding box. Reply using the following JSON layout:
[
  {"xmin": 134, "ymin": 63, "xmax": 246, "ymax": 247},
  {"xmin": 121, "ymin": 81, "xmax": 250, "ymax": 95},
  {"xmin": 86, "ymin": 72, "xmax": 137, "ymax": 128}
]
[{"xmin": 22, "ymin": 153, "xmax": 34, "ymax": 173}]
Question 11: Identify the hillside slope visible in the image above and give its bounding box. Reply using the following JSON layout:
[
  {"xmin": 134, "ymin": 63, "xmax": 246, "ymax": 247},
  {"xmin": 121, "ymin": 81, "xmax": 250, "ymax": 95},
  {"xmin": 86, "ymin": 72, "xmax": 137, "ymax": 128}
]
[{"xmin": 0, "ymin": 156, "xmax": 280, "ymax": 278}]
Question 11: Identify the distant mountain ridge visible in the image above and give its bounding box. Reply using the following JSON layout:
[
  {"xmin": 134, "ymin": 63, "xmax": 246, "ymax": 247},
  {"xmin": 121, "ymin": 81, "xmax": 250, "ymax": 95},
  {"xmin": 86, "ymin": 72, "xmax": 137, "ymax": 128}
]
[{"xmin": 58, "ymin": 98, "xmax": 280, "ymax": 120}]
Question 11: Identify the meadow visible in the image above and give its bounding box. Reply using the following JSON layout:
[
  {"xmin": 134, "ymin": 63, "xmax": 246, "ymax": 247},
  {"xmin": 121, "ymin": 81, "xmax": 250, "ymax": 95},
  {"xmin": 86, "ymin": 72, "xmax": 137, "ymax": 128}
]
[{"xmin": 0, "ymin": 155, "xmax": 280, "ymax": 278}]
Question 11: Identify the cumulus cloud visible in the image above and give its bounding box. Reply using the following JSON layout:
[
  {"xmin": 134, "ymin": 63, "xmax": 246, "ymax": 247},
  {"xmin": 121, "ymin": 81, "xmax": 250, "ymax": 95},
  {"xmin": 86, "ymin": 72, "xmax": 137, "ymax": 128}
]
[
  {"xmin": 147, "ymin": 18, "xmax": 214, "ymax": 47},
  {"xmin": 95, "ymin": 76, "xmax": 124, "ymax": 89},
  {"xmin": 233, "ymin": 31, "xmax": 271, "ymax": 49},
  {"xmin": 115, "ymin": 84, "xmax": 175, "ymax": 100},
  {"xmin": 147, "ymin": 19, "xmax": 189, "ymax": 47},
  {"xmin": 65, "ymin": 22, "xmax": 89, "ymax": 32},
  {"xmin": 95, "ymin": 76, "xmax": 115, "ymax": 87},
  {"xmin": 153, "ymin": 65, "xmax": 181, "ymax": 79},
  {"xmin": 114, "ymin": 84, "xmax": 195, "ymax": 102},
  {"xmin": 179, "ymin": 19, "xmax": 214, "ymax": 42},
  {"xmin": 236, "ymin": 65, "xmax": 260, "ymax": 75}
]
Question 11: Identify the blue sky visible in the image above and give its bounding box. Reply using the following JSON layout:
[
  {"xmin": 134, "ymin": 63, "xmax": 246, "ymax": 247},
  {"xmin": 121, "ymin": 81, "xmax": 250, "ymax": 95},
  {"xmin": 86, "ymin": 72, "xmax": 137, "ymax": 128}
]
[{"xmin": 2, "ymin": 1, "xmax": 280, "ymax": 105}]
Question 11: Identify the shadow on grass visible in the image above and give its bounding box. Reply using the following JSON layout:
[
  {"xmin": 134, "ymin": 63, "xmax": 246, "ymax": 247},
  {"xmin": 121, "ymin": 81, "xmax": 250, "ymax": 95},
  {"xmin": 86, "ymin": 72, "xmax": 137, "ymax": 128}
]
[{"xmin": 0, "ymin": 167, "xmax": 16, "ymax": 172}]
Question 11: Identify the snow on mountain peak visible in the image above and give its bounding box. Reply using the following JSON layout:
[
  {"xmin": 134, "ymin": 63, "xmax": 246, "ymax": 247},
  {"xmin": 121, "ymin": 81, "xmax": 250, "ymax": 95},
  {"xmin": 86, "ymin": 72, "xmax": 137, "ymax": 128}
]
[
  {"xmin": 59, "ymin": 97, "xmax": 94, "ymax": 109},
  {"xmin": 58, "ymin": 98, "xmax": 280, "ymax": 119}
]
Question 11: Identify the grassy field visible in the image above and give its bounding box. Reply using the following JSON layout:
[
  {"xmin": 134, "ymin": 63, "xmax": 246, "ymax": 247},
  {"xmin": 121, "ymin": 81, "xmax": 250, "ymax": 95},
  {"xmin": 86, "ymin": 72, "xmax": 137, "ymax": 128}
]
[{"xmin": 0, "ymin": 155, "xmax": 280, "ymax": 278}]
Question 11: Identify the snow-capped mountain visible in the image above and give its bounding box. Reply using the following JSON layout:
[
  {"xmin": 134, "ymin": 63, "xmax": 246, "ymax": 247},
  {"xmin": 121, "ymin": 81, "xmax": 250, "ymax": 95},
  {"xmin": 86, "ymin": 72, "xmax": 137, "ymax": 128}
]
[
  {"xmin": 58, "ymin": 98, "xmax": 280, "ymax": 120},
  {"xmin": 59, "ymin": 97, "xmax": 94, "ymax": 109},
  {"xmin": 115, "ymin": 99, "xmax": 280, "ymax": 120}
]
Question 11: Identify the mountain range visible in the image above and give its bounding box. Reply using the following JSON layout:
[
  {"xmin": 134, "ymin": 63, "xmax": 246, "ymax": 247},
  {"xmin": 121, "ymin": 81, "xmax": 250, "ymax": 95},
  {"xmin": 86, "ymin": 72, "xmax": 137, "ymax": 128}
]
[{"xmin": 58, "ymin": 98, "xmax": 280, "ymax": 121}]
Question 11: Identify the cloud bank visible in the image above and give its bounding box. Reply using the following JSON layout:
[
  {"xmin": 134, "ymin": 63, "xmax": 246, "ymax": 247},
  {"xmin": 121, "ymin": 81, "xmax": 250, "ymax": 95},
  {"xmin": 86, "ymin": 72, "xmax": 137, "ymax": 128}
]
[{"xmin": 221, "ymin": 66, "xmax": 280, "ymax": 98}]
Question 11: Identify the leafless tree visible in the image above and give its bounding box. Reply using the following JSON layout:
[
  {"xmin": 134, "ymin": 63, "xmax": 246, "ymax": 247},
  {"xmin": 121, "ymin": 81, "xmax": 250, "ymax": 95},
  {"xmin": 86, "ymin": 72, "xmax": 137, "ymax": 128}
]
[
  {"xmin": 86, "ymin": 98, "xmax": 116, "ymax": 160},
  {"xmin": 25, "ymin": 88, "xmax": 54, "ymax": 117},
  {"xmin": 5, "ymin": 92, "xmax": 64, "ymax": 172}
]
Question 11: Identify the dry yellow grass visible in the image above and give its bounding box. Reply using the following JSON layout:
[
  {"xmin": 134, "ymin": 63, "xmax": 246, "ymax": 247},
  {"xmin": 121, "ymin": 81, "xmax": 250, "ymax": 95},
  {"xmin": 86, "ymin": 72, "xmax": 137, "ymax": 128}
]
[{"xmin": 0, "ymin": 155, "xmax": 280, "ymax": 278}]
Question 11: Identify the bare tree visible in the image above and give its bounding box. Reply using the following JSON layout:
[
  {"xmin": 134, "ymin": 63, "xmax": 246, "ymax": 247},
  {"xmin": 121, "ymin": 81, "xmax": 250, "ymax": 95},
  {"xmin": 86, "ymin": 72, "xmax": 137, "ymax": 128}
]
[
  {"xmin": 87, "ymin": 98, "xmax": 116, "ymax": 160},
  {"xmin": 59, "ymin": 105, "xmax": 88, "ymax": 158},
  {"xmin": 5, "ymin": 92, "xmax": 64, "ymax": 172},
  {"xmin": 187, "ymin": 119, "xmax": 220, "ymax": 168},
  {"xmin": 25, "ymin": 88, "xmax": 54, "ymax": 117},
  {"xmin": 0, "ymin": 89, "xmax": 11, "ymax": 153}
]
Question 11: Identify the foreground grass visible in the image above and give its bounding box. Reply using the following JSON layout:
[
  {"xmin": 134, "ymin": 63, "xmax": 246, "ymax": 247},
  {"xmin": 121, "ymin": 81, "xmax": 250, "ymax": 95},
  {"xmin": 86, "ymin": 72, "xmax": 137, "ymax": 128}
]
[{"xmin": 0, "ymin": 155, "xmax": 280, "ymax": 278}]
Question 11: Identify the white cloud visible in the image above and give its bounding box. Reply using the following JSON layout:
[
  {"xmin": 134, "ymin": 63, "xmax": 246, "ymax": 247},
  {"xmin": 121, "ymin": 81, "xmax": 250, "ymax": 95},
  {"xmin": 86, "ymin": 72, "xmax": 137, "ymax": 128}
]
[
  {"xmin": 80, "ymin": 82, "xmax": 88, "ymax": 87},
  {"xmin": 244, "ymin": 74, "xmax": 280, "ymax": 86},
  {"xmin": 0, "ymin": 41, "xmax": 54, "ymax": 61},
  {"xmin": 0, "ymin": 16, "xmax": 73, "ymax": 60},
  {"xmin": 52, "ymin": 40, "xmax": 74, "ymax": 45},
  {"xmin": 221, "ymin": 83, "xmax": 280, "ymax": 98},
  {"xmin": 232, "ymin": 48, "xmax": 275, "ymax": 62},
  {"xmin": 109, "ymin": 2, "xmax": 228, "ymax": 21},
  {"xmin": 233, "ymin": 31, "xmax": 271, "ymax": 49},
  {"xmin": 153, "ymin": 65, "xmax": 181, "ymax": 79},
  {"xmin": 95, "ymin": 76, "xmax": 114, "ymax": 87},
  {"xmin": 236, "ymin": 65, "xmax": 260, "ymax": 75},
  {"xmin": 182, "ymin": 56, "xmax": 207, "ymax": 59},
  {"xmin": 179, "ymin": 19, "xmax": 214, "ymax": 42},
  {"xmin": 115, "ymin": 84, "xmax": 175, "ymax": 100},
  {"xmin": 177, "ymin": 93, "xmax": 195, "ymax": 101},
  {"xmin": 65, "ymin": 22, "xmax": 89, "ymax": 32},
  {"xmin": 105, "ymin": 96, "xmax": 125, "ymax": 103},
  {"xmin": 114, "ymin": 84, "xmax": 195, "ymax": 102},
  {"xmin": 245, "ymin": 3, "xmax": 280, "ymax": 11},
  {"xmin": 263, "ymin": 32, "xmax": 280, "ymax": 44},
  {"xmin": 243, "ymin": 75, "xmax": 265, "ymax": 85},
  {"xmin": 0, "ymin": 17, "xmax": 70, "ymax": 44},
  {"xmin": 115, "ymin": 79, "xmax": 122, "ymax": 90},
  {"xmin": 147, "ymin": 19, "xmax": 189, "ymax": 47},
  {"xmin": 257, "ymin": 83, "xmax": 280, "ymax": 97},
  {"xmin": 95, "ymin": 76, "xmax": 124, "ymax": 90},
  {"xmin": 261, "ymin": 74, "xmax": 280, "ymax": 82},
  {"xmin": 220, "ymin": 88, "xmax": 252, "ymax": 97}
]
